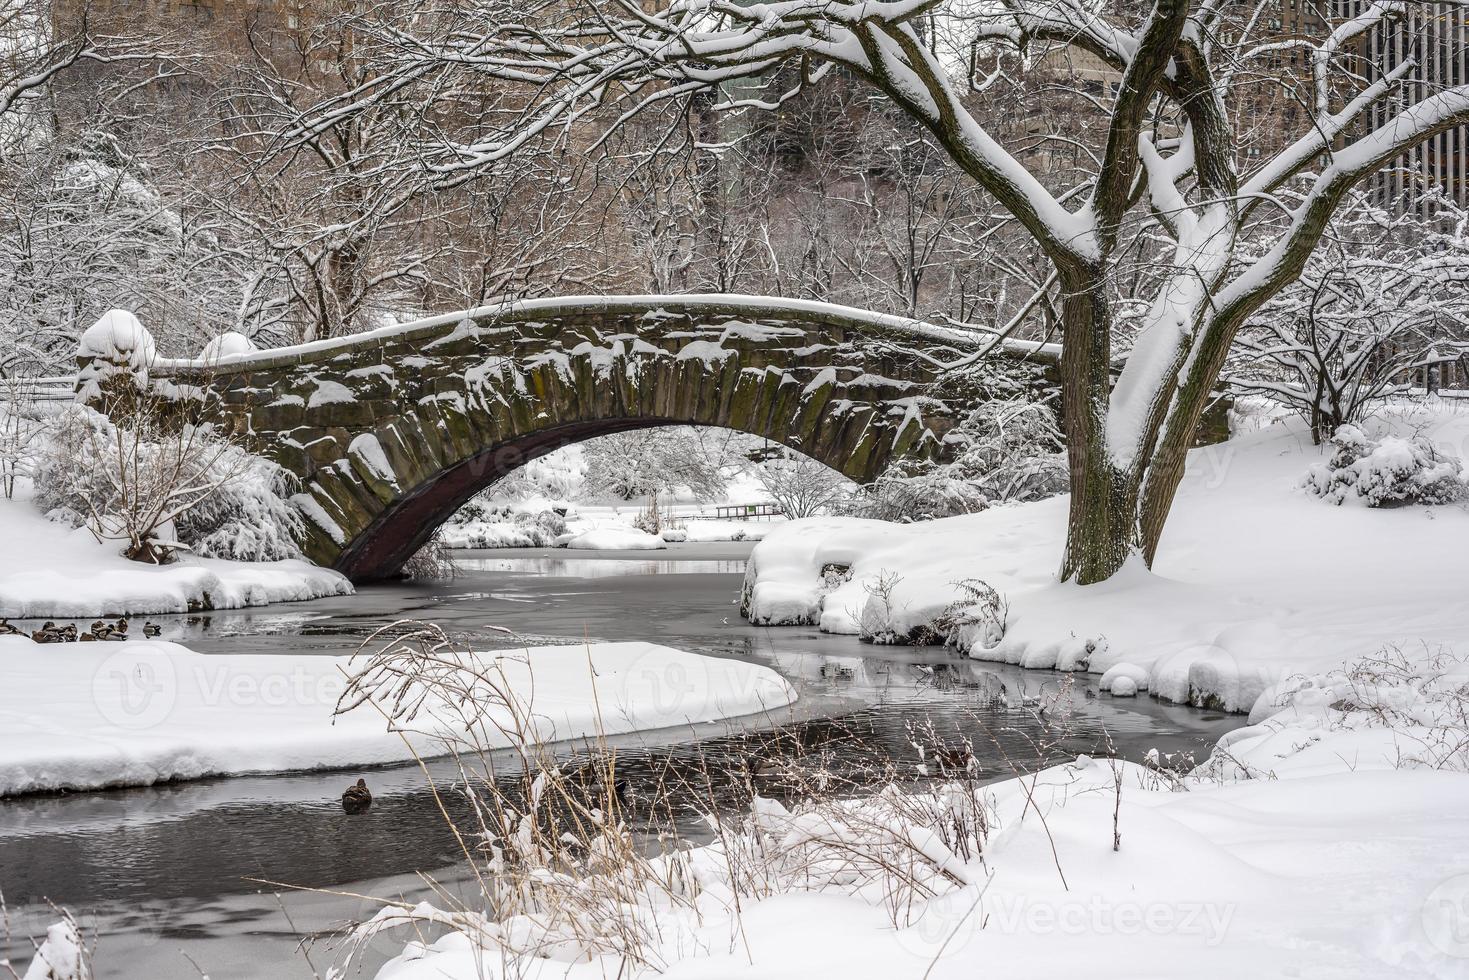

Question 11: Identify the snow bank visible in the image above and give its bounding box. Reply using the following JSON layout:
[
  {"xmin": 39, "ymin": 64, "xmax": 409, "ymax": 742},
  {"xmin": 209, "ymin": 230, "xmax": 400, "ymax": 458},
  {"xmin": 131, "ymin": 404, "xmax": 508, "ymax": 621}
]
[
  {"xmin": 0, "ymin": 637, "xmax": 796, "ymax": 795},
  {"xmin": 0, "ymin": 492, "xmax": 351, "ymax": 617},
  {"xmin": 558, "ymin": 527, "xmax": 666, "ymax": 550},
  {"xmin": 743, "ymin": 406, "xmax": 1469, "ymax": 711},
  {"xmin": 370, "ymin": 650, "xmax": 1469, "ymax": 980}
]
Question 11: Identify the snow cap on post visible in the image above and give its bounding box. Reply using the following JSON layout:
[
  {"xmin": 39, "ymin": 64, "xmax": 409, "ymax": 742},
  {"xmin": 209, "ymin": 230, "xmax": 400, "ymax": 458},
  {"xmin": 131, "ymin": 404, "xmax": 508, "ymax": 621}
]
[
  {"xmin": 75, "ymin": 309, "xmax": 157, "ymax": 405},
  {"xmin": 199, "ymin": 331, "xmax": 258, "ymax": 362}
]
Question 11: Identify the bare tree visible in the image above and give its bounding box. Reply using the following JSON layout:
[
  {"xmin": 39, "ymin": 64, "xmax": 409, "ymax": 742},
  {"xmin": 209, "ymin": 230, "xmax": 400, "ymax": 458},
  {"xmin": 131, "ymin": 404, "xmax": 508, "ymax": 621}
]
[
  {"xmin": 756, "ymin": 449, "xmax": 850, "ymax": 518},
  {"xmin": 1230, "ymin": 191, "xmax": 1469, "ymax": 442}
]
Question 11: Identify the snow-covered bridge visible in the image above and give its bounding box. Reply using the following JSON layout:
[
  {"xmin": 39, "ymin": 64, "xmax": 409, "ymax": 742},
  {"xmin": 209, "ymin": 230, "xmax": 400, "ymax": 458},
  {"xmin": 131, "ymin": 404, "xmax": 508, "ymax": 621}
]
[{"xmin": 94, "ymin": 296, "xmax": 1058, "ymax": 580}]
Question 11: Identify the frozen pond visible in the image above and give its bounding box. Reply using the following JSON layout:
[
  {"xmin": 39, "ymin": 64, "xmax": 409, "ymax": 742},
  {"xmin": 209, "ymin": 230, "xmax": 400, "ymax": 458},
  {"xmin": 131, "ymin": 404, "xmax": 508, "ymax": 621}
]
[{"xmin": 0, "ymin": 543, "xmax": 1240, "ymax": 978}]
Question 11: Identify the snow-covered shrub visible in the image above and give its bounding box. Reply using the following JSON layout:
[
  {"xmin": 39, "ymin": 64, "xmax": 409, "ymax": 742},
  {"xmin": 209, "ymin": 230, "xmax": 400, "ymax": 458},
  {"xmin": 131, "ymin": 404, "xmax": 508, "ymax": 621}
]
[
  {"xmin": 942, "ymin": 578, "xmax": 1008, "ymax": 650},
  {"xmin": 486, "ymin": 447, "xmax": 587, "ymax": 501},
  {"xmin": 847, "ymin": 399, "xmax": 1066, "ymax": 522},
  {"xmin": 856, "ymin": 570, "xmax": 906, "ymax": 644},
  {"xmin": 0, "ymin": 377, "xmax": 49, "ymax": 498},
  {"xmin": 1229, "ymin": 191, "xmax": 1469, "ymax": 444},
  {"xmin": 441, "ymin": 498, "xmax": 566, "ymax": 548},
  {"xmin": 1303, "ymin": 424, "xmax": 1467, "ymax": 507},
  {"xmin": 173, "ymin": 450, "xmax": 303, "ymax": 560},
  {"xmin": 33, "ymin": 403, "xmax": 255, "ymax": 563},
  {"xmin": 630, "ymin": 497, "xmax": 662, "ymax": 535}
]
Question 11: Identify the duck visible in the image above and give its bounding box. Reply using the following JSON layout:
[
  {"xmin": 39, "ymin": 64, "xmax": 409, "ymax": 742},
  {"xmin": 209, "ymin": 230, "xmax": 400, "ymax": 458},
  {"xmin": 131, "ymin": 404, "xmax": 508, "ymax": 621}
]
[
  {"xmin": 0, "ymin": 618, "xmax": 21, "ymax": 637},
  {"xmin": 113, "ymin": 618, "xmax": 130, "ymax": 637},
  {"xmin": 143, "ymin": 622, "xmax": 161, "ymax": 637},
  {"xmin": 32, "ymin": 622, "xmax": 65, "ymax": 643},
  {"xmin": 341, "ymin": 778, "xmax": 373, "ymax": 814},
  {"xmin": 933, "ymin": 746, "xmax": 978, "ymax": 776}
]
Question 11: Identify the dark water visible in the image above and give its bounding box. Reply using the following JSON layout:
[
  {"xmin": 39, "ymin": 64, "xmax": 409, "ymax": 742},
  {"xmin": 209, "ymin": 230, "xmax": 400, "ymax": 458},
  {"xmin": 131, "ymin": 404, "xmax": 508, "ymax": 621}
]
[{"xmin": 0, "ymin": 543, "xmax": 1238, "ymax": 978}]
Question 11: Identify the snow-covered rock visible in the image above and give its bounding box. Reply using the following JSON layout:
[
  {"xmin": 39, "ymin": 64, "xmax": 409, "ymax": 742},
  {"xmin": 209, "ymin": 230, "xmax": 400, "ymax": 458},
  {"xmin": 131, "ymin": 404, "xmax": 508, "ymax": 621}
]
[{"xmin": 1109, "ymin": 675, "xmax": 1138, "ymax": 696}]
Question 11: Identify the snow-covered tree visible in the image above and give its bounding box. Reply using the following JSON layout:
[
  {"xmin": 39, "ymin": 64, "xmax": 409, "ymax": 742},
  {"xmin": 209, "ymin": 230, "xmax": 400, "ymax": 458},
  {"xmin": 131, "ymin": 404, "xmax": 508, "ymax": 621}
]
[
  {"xmin": 847, "ymin": 399, "xmax": 1067, "ymax": 522},
  {"xmin": 0, "ymin": 373, "xmax": 46, "ymax": 498},
  {"xmin": 581, "ymin": 427, "xmax": 746, "ymax": 500},
  {"xmin": 1230, "ymin": 192, "xmax": 1469, "ymax": 443},
  {"xmin": 280, "ymin": 0, "xmax": 1469, "ymax": 583},
  {"xmin": 755, "ymin": 450, "xmax": 850, "ymax": 518}
]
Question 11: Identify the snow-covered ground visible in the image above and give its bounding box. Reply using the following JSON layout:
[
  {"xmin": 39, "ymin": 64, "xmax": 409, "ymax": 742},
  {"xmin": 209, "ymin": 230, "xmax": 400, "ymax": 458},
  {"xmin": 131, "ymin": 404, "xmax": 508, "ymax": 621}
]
[
  {"xmin": 0, "ymin": 636, "xmax": 796, "ymax": 796},
  {"xmin": 366, "ymin": 648, "xmax": 1469, "ymax": 980},
  {"xmin": 744, "ymin": 404, "xmax": 1469, "ymax": 714},
  {"xmin": 445, "ymin": 500, "xmax": 780, "ymax": 551},
  {"xmin": 0, "ymin": 490, "xmax": 351, "ymax": 618}
]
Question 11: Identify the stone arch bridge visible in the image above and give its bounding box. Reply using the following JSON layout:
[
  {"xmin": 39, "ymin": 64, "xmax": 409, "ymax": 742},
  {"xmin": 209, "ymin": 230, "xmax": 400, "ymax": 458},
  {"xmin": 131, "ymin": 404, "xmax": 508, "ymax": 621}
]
[{"xmin": 133, "ymin": 297, "xmax": 1058, "ymax": 580}]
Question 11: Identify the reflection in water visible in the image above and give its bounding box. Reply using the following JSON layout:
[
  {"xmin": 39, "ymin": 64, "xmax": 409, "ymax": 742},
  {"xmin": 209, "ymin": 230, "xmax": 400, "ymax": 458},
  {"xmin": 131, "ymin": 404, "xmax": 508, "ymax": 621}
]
[{"xmin": 0, "ymin": 544, "xmax": 1239, "ymax": 979}]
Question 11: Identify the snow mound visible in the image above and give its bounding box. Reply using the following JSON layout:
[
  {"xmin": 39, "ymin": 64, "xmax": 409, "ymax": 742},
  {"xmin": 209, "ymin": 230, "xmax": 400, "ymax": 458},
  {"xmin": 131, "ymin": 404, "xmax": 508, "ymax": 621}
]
[
  {"xmin": 77, "ymin": 309, "xmax": 155, "ymax": 365},
  {"xmin": 559, "ymin": 527, "xmax": 666, "ymax": 550},
  {"xmin": 1100, "ymin": 661, "xmax": 1149, "ymax": 693},
  {"xmin": 199, "ymin": 331, "xmax": 259, "ymax": 361}
]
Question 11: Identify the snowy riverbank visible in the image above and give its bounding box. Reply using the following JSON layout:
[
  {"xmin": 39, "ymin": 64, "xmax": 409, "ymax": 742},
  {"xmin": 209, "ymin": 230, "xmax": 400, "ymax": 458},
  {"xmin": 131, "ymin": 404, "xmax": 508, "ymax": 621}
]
[
  {"xmin": 442, "ymin": 500, "xmax": 780, "ymax": 552},
  {"xmin": 367, "ymin": 648, "xmax": 1469, "ymax": 980},
  {"xmin": 742, "ymin": 405, "xmax": 1469, "ymax": 715},
  {"xmin": 0, "ymin": 637, "xmax": 796, "ymax": 795},
  {"xmin": 0, "ymin": 491, "xmax": 352, "ymax": 618}
]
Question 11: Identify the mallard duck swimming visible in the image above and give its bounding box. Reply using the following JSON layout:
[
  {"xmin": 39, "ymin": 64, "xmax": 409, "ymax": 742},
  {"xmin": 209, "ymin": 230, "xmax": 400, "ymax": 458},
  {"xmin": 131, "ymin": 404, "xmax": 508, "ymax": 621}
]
[
  {"xmin": 341, "ymin": 778, "xmax": 372, "ymax": 814},
  {"xmin": 143, "ymin": 622, "xmax": 161, "ymax": 637}
]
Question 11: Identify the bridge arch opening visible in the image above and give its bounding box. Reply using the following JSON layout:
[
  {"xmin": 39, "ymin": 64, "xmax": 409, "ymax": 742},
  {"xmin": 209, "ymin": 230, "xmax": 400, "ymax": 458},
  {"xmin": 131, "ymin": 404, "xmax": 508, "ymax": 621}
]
[{"xmin": 337, "ymin": 420, "xmax": 851, "ymax": 581}]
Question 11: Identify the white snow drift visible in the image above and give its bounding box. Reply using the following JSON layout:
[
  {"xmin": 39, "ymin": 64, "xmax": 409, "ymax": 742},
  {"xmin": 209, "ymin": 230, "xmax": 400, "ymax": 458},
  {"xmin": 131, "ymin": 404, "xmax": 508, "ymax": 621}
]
[
  {"xmin": 0, "ymin": 490, "xmax": 350, "ymax": 618},
  {"xmin": 743, "ymin": 405, "xmax": 1469, "ymax": 714},
  {"xmin": 0, "ymin": 636, "xmax": 796, "ymax": 796}
]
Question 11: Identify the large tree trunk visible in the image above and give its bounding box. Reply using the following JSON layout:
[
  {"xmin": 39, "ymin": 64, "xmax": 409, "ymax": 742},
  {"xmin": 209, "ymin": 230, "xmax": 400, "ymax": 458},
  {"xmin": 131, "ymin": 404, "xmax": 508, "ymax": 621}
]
[{"xmin": 1057, "ymin": 276, "xmax": 1144, "ymax": 584}]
